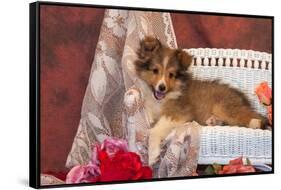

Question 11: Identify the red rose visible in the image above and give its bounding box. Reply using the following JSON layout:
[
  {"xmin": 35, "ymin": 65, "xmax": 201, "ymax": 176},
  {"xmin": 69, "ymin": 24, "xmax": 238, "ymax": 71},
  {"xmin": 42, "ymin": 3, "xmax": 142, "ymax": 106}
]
[
  {"xmin": 66, "ymin": 138, "xmax": 152, "ymax": 184},
  {"xmin": 218, "ymin": 157, "xmax": 255, "ymax": 174},
  {"xmin": 98, "ymin": 151, "xmax": 152, "ymax": 182},
  {"xmin": 229, "ymin": 156, "xmax": 243, "ymax": 165}
]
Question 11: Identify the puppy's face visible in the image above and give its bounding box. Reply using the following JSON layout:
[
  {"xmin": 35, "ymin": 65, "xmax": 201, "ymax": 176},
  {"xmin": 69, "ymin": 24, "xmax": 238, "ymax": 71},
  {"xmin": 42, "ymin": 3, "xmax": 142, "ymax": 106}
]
[{"xmin": 135, "ymin": 36, "xmax": 193, "ymax": 100}]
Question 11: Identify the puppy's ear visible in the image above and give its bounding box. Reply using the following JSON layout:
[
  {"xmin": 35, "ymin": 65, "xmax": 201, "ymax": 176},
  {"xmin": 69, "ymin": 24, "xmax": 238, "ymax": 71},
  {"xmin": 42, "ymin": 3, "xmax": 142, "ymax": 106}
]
[
  {"xmin": 138, "ymin": 36, "xmax": 162, "ymax": 59},
  {"xmin": 176, "ymin": 50, "xmax": 193, "ymax": 70}
]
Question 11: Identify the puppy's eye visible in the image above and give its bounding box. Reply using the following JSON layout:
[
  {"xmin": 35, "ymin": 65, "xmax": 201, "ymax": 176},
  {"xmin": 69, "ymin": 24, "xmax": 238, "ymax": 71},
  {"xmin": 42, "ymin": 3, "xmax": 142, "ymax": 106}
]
[
  {"xmin": 169, "ymin": 73, "xmax": 174, "ymax": 78},
  {"xmin": 152, "ymin": 68, "xmax": 159, "ymax": 74}
]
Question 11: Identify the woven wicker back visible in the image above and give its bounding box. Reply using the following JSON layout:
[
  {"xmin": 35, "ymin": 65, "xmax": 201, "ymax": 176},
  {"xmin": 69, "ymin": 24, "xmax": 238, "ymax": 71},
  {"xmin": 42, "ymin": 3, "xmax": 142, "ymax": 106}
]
[{"xmin": 186, "ymin": 48, "xmax": 272, "ymax": 116}]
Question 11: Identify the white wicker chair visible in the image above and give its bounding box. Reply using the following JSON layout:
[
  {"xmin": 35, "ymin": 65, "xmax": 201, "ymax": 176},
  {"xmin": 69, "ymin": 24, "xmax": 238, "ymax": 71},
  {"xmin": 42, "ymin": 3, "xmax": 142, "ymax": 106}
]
[
  {"xmin": 124, "ymin": 48, "xmax": 272, "ymax": 166},
  {"xmin": 185, "ymin": 48, "xmax": 272, "ymax": 165}
]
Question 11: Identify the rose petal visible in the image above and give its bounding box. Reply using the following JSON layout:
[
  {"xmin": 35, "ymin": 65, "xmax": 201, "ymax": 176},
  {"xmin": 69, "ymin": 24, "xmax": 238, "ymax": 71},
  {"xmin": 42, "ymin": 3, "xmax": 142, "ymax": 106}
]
[
  {"xmin": 255, "ymin": 82, "xmax": 272, "ymax": 105},
  {"xmin": 218, "ymin": 157, "xmax": 256, "ymax": 174},
  {"xmin": 229, "ymin": 157, "xmax": 243, "ymax": 165},
  {"xmin": 221, "ymin": 165, "xmax": 239, "ymax": 174},
  {"xmin": 66, "ymin": 165, "xmax": 87, "ymax": 184},
  {"xmin": 267, "ymin": 106, "xmax": 272, "ymax": 125},
  {"xmin": 132, "ymin": 166, "xmax": 153, "ymax": 180},
  {"xmin": 102, "ymin": 138, "xmax": 128, "ymax": 157},
  {"xmin": 237, "ymin": 165, "xmax": 256, "ymax": 173},
  {"xmin": 66, "ymin": 164, "xmax": 101, "ymax": 184}
]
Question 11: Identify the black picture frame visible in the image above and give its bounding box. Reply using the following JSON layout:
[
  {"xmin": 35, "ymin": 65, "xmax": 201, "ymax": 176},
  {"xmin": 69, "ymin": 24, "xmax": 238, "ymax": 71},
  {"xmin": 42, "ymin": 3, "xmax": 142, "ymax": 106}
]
[{"xmin": 30, "ymin": 1, "xmax": 274, "ymax": 189}]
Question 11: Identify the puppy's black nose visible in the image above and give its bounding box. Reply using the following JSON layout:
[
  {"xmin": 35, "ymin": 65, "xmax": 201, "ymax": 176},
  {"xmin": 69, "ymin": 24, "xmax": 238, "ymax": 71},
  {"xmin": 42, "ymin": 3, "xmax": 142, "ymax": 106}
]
[{"xmin": 159, "ymin": 84, "xmax": 166, "ymax": 92}]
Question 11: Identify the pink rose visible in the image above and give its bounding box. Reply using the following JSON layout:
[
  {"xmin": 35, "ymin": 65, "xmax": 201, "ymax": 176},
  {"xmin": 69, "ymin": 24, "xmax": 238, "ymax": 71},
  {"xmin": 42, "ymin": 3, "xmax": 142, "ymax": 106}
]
[
  {"xmin": 66, "ymin": 138, "xmax": 130, "ymax": 184},
  {"xmin": 255, "ymin": 82, "xmax": 272, "ymax": 126},
  {"xmin": 218, "ymin": 157, "xmax": 255, "ymax": 174},
  {"xmin": 101, "ymin": 138, "xmax": 128, "ymax": 158},
  {"xmin": 66, "ymin": 164, "xmax": 100, "ymax": 184},
  {"xmin": 255, "ymin": 82, "xmax": 272, "ymax": 106}
]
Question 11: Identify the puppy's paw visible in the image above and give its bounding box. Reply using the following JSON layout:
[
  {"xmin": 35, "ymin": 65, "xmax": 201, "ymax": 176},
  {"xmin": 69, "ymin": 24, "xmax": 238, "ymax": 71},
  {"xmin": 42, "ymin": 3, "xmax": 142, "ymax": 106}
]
[
  {"xmin": 249, "ymin": 118, "xmax": 262, "ymax": 129},
  {"xmin": 148, "ymin": 145, "xmax": 161, "ymax": 166},
  {"xmin": 205, "ymin": 115, "xmax": 224, "ymax": 126},
  {"xmin": 148, "ymin": 133, "xmax": 161, "ymax": 166}
]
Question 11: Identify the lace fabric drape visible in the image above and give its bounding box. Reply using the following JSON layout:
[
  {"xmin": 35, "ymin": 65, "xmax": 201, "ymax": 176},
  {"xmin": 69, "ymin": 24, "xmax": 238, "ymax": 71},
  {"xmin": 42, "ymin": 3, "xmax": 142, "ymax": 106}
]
[{"xmin": 65, "ymin": 9, "xmax": 201, "ymax": 178}]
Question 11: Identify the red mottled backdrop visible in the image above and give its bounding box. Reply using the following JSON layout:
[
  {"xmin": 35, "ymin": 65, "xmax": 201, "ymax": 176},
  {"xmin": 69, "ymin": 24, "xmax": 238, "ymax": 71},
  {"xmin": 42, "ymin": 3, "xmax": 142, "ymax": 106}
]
[{"xmin": 40, "ymin": 5, "xmax": 272, "ymax": 173}]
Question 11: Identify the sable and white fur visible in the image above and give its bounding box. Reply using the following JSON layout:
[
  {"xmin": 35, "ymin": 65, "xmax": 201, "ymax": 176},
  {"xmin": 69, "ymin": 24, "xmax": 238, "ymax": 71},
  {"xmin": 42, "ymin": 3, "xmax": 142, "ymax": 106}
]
[{"xmin": 134, "ymin": 36, "xmax": 267, "ymax": 166}]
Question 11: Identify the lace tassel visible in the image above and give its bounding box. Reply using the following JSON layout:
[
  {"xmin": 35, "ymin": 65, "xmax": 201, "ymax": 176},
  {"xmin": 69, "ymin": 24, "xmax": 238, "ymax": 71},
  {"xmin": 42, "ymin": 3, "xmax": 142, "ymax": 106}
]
[
  {"xmin": 240, "ymin": 59, "xmax": 245, "ymax": 68},
  {"xmin": 211, "ymin": 58, "xmax": 216, "ymax": 66},
  {"xmin": 254, "ymin": 60, "xmax": 260, "ymax": 69},
  {"xmin": 203, "ymin": 57, "xmax": 209, "ymax": 66},
  {"xmin": 247, "ymin": 59, "xmax": 252, "ymax": 68},
  {"xmin": 196, "ymin": 57, "xmax": 202, "ymax": 65},
  {"xmin": 225, "ymin": 58, "xmax": 231, "ymax": 67},
  {"xmin": 267, "ymin": 62, "xmax": 271, "ymax": 70},
  {"xmin": 232, "ymin": 58, "xmax": 238, "ymax": 67},
  {"xmin": 218, "ymin": 58, "xmax": 223, "ymax": 66},
  {"xmin": 261, "ymin": 61, "xmax": 267, "ymax": 69}
]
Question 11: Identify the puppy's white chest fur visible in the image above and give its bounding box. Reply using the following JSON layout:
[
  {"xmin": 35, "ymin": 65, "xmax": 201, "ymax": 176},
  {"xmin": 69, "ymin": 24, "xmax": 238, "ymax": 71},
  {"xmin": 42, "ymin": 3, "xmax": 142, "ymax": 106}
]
[
  {"xmin": 144, "ymin": 94, "xmax": 162, "ymax": 124},
  {"xmin": 138, "ymin": 80, "xmax": 162, "ymax": 124}
]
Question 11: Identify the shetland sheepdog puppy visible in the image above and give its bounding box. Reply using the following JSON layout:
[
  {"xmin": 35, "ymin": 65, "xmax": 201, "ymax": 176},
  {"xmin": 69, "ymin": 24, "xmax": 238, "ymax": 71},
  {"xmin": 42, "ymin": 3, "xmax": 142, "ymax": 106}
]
[{"xmin": 134, "ymin": 36, "xmax": 267, "ymax": 166}]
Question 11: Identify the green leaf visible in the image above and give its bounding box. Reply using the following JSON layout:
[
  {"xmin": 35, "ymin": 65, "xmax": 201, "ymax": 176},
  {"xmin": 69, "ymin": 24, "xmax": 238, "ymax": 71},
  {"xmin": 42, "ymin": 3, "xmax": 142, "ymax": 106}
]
[
  {"xmin": 246, "ymin": 157, "xmax": 252, "ymax": 165},
  {"xmin": 204, "ymin": 165, "xmax": 215, "ymax": 175},
  {"xmin": 212, "ymin": 163, "xmax": 222, "ymax": 174}
]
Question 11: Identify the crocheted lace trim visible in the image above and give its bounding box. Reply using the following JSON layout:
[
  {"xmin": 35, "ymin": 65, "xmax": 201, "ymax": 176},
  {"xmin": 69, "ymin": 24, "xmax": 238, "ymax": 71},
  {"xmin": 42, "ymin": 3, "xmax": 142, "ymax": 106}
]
[{"xmin": 185, "ymin": 48, "xmax": 272, "ymax": 70}]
